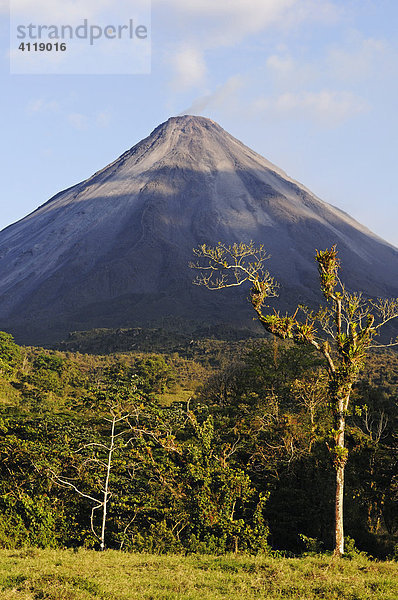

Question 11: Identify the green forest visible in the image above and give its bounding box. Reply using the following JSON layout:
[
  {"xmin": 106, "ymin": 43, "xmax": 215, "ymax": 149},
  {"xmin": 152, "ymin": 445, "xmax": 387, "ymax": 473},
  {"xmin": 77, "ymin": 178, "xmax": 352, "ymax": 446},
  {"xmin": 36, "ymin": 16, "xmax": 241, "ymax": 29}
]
[{"xmin": 0, "ymin": 326, "xmax": 397, "ymax": 559}]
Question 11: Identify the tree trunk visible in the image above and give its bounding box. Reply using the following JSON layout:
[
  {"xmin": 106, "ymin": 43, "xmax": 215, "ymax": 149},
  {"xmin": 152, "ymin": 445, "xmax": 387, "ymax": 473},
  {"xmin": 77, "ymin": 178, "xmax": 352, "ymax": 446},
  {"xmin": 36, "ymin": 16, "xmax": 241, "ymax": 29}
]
[
  {"xmin": 100, "ymin": 416, "xmax": 116, "ymax": 551},
  {"xmin": 334, "ymin": 459, "xmax": 345, "ymax": 556},
  {"xmin": 333, "ymin": 404, "xmax": 347, "ymax": 557}
]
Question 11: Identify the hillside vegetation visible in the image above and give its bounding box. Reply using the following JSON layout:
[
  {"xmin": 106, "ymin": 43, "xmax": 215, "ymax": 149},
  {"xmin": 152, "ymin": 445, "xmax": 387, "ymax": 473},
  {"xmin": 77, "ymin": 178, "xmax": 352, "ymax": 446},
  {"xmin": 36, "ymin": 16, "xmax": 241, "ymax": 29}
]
[{"xmin": 0, "ymin": 329, "xmax": 397, "ymax": 557}]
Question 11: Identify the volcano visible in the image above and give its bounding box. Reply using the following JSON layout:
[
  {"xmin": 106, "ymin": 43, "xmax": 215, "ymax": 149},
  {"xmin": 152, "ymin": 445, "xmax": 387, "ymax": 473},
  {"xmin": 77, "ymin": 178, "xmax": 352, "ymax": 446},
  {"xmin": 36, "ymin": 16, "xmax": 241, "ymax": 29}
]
[{"xmin": 1, "ymin": 115, "xmax": 397, "ymax": 344}]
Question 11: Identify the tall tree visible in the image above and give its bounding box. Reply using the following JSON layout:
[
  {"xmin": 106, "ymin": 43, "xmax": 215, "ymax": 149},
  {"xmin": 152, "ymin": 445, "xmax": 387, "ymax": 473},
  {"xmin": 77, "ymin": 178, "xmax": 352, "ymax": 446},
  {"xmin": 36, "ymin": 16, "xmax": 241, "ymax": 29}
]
[{"xmin": 191, "ymin": 242, "xmax": 398, "ymax": 556}]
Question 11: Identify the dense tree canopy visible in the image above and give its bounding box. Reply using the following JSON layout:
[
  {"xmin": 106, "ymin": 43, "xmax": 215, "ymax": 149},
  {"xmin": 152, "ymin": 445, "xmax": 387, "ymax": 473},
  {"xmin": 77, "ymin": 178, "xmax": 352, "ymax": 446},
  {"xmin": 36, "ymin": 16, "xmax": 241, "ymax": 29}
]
[{"xmin": 0, "ymin": 330, "xmax": 397, "ymax": 557}]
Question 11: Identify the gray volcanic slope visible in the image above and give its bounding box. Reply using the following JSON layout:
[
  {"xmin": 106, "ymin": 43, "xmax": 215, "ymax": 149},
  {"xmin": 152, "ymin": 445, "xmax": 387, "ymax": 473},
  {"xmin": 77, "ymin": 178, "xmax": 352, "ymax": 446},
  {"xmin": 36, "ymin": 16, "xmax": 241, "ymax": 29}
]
[{"xmin": 1, "ymin": 115, "xmax": 398, "ymax": 344}]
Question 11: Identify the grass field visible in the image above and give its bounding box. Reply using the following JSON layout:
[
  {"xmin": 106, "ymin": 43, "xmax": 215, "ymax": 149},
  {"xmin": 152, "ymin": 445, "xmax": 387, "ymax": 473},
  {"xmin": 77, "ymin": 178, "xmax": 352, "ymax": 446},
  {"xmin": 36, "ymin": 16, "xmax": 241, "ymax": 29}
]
[{"xmin": 0, "ymin": 549, "xmax": 397, "ymax": 600}]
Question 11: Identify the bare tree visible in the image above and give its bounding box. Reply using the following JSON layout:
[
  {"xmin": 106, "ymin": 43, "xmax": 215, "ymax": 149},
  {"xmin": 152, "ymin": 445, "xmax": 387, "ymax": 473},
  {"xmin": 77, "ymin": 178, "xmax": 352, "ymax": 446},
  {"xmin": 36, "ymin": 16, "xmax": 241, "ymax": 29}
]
[
  {"xmin": 50, "ymin": 406, "xmax": 134, "ymax": 551},
  {"xmin": 50, "ymin": 398, "xmax": 183, "ymax": 551},
  {"xmin": 191, "ymin": 241, "xmax": 398, "ymax": 556}
]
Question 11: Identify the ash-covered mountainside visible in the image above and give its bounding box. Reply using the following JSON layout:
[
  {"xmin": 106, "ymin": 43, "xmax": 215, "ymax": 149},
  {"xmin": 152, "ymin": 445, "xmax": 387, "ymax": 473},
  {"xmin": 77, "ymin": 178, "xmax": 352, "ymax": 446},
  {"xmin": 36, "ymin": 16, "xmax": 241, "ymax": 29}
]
[{"xmin": 1, "ymin": 115, "xmax": 397, "ymax": 344}]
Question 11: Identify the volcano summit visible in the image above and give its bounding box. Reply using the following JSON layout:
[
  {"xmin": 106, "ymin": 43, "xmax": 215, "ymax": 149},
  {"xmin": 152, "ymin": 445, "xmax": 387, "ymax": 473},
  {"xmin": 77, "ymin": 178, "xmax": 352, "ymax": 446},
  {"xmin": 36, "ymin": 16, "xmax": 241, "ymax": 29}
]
[{"xmin": 0, "ymin": 115, "xmax": 397, "ymax": 344}]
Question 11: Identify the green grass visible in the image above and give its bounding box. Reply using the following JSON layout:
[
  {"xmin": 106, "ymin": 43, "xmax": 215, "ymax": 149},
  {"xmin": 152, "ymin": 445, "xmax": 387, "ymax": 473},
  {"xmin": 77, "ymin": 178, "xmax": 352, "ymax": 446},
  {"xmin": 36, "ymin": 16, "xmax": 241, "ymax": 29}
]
[{"xmin": 0, "ymin": 550, "xmax": 396, "ymax": 599}]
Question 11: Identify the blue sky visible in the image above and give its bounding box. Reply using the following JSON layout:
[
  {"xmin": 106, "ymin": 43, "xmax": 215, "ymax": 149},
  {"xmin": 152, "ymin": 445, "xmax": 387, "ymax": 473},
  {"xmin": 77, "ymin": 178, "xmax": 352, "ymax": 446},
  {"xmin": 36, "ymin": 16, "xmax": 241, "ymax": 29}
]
[{"xmin": 1, "ymin": 0, "xmax": 397, "ymax": 246}]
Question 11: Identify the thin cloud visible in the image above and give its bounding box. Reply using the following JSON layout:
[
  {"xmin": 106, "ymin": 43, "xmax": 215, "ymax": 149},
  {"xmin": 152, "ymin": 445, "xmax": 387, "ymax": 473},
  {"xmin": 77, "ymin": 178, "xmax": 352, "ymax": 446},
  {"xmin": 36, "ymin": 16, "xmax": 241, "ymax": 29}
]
[
  {"xmin": 68, "ymin": 112, "xmax": 88, "ymax": 130},
  {"xmin": 26, "ymin": 98, "xmax": 110, "ymax": 130},
  {"xmin": 327, "ymin": 36, "xmax": 387, "ymax": 82},
  {"xmin": 179, "ymin": 75, "xmax": 244, "ymax": 115},
  {"xmin": 264, "ymin": 33, "xmax": 390, "ymax": 93},
  {"xmin": 160, "ymin": 0, "xmax": 340, "ymax": 46},
  {"xmin": 27, "ymin": 98, "xmax": 60, "ymax": 114},
  {"xmin": 253, "ymin": 90, "xmax": 369, "ymax": 126},
  {"xmin": 162, "ymin": 1, "xmax": 342, "ymax": 93},
  {"xmin": 266, "ymin": 53, "xmax": 316, "ymax": 88},
  {"xmin": 169, "ymin": 46, "xmax": 207, "ymax": 91}
]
